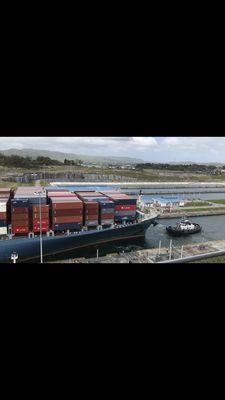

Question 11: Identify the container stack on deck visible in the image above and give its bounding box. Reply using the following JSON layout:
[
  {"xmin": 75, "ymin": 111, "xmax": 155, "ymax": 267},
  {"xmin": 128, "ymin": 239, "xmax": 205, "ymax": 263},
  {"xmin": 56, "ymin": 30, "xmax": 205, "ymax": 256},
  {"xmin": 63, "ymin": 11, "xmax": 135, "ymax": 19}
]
[
  {"xmin": 12, "ymin": 186, "xmax": 47, "ymax": 235},
  {"xmin": 100, "ymin": 191, "xmax": 137, "ymax": 223},
  {"xmin": 75, "ymin": 191, "xmax": 115, "ymax": 226},
  {"xmin": 11, "ymin": 199, "xmax": 30, "ymax": 234},
  {"xmin": 47, "ymin": 190, "xmax": 83, "ymax": 232},
  {"xmin": 31, "ymin": 205, "xmax": 50, "ymax": 233},
  {"xmin": 0, "ymin": 188, "xmax": 11, "ymax": 235},
  {"xmin": 75, "ymin": 192, "xmax": 100, "ymax": 227},
  {"xmin": 3, "ymin": 187, "xmax": 138, "ymax": 237}
]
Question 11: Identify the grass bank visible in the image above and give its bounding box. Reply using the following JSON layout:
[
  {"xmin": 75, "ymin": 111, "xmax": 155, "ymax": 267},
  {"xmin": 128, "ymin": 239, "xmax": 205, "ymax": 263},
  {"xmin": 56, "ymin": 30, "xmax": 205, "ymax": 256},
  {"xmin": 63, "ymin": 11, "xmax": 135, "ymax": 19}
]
[
  {"xmin": 185, "ymin": 201, "xmax": 209, "ymax": 207},
  {"xmin": 208, "ymin": 199, "xmax": 225, "ymax": 204}
]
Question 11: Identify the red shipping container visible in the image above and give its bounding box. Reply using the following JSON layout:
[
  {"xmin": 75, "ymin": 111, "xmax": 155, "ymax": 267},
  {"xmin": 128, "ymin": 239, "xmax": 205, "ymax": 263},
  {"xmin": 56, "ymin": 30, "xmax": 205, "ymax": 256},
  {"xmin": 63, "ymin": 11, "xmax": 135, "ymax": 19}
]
[
  {"xmin": 85, "ymin": 215, "xmax": 99, "ymax": 221},
  {"xmin": 12, "ymin": 214, "xmax": 29, "ymax": 221},
  {"xmin": 12, "ymin": 227, "xmax": 29, "ymax": 234},
  {"xmin": 12, "ymin": 220, "xmax": 29, "ymax": 227},
  {"xmin": 48, "ymin": 192, "xmax": 76, "ymax": 197},
  {"xmin": 53, "ymin": 209, "xmax": 83, "ymax": 216},
  {"xmin": 33, "ymin": 227, "xmax": 48, "ymax": 233},
  {"xmin": 53, "ymin": 216, "xmax": 83, "ymax": 223},
  {"xmin": 114, "ymin": 205, "xmax": 136, "ymax": 211},
  {"xmin": 32, "ymin": 219, "xmax": 49, "ymax": 225},
  {"xmin": 0, "ymin": 212, "xmax": 6, "ymax": 219},
  {"xmin": 85, "ymin": 211, "xmax": 99, "ymax": 216},
  {"xmin": 32, "ymin": 212, "xmax": 49, "ymax": 219},
  {"xmin": 84, "ymin": 205, "xmax": 99, "ymax": 210},
  {"xmin": 52, "ymin": 203, "xmax": 83, "ymax": 210},
  {"xmin": 32, "ymin": 205, "xmax": 49, "ymax": 213},
  {"xmin": 33, "ymin": 222, "xmax": 49, "ymax": 227},
  {"xmin": 12, "ymin": 207, "xmax": 29, "ymax": 214},
  {"xmin": 100, "ymin": 213, "xmax": 115, "ymax": 219}
]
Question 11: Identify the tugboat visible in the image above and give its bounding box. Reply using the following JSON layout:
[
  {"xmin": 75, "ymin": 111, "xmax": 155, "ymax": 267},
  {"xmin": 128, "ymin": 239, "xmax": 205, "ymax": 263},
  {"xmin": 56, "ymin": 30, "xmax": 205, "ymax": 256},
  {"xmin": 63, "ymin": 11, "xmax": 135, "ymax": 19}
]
[{"xmin": 166, "ymin": 217, "xmax": 201, "ymax": 236}]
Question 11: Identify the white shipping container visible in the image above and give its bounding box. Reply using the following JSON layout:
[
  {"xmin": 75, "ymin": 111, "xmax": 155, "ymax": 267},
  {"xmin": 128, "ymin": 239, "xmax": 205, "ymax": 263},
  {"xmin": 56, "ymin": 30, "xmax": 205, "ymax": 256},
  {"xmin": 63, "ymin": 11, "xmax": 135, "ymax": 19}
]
[
  {"xmin": 0, "ymin": 227, "xmax": 7, "ymax": 235},
  {"xmin": 0, "ymin": 202, "xmax": 7, "ymax": 212}
]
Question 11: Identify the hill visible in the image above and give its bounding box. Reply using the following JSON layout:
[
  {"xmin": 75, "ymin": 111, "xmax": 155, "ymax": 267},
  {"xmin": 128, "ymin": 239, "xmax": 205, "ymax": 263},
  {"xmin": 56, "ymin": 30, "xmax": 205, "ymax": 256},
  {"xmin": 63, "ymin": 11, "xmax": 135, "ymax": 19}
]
[{"xmin": 1, "ymin": 148, "xmax": 143, "ymax": 165}]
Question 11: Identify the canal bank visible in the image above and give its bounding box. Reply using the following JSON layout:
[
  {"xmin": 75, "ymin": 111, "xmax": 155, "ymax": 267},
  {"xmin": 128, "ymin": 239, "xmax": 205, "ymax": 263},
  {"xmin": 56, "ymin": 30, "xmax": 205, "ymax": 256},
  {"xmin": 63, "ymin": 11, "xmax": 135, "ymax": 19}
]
[
  {"xmin": 50, "ymin": 239, "xmax": 225, "ymax": 264},
  {"xmin": 158, "ymin": 209, "xmax": 225, "ymax": 218}
]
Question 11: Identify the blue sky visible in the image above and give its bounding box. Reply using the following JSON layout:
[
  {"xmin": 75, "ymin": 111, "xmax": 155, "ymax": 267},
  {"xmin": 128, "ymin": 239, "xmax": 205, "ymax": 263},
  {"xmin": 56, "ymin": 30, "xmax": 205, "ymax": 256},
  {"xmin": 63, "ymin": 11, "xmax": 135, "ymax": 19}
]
[{"xmin": 0, "ymin": 136, "xmax": 224, "ymax": 163}]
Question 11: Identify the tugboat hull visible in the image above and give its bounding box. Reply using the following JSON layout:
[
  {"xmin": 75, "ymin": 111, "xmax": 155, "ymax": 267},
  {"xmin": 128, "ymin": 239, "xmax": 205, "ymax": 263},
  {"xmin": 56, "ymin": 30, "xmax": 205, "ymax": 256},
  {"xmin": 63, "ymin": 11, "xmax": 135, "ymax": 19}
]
[{"xmin": 166, "ymin": 225, "xmax": 201, "ymax": 236}]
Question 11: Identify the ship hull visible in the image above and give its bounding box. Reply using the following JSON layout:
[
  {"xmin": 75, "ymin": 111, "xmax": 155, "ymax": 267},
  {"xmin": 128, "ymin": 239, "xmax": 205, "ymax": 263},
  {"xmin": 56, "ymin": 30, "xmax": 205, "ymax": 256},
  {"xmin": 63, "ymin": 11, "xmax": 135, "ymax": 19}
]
[{"xmin": 0, "ymin": 217, "xmax": 156, "ymax": 263}]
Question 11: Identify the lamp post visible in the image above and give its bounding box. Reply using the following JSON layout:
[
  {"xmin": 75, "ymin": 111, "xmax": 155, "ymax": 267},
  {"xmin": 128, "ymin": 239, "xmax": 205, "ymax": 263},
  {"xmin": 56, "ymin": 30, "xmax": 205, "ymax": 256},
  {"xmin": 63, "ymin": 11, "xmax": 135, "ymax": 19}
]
[
  {"xmin": 39, "ymin": 193, "xmax": 43, "ymax": 263},
  {"xmin": 34, "ymin": 191, "xmax": 43, "ymax": 263}
]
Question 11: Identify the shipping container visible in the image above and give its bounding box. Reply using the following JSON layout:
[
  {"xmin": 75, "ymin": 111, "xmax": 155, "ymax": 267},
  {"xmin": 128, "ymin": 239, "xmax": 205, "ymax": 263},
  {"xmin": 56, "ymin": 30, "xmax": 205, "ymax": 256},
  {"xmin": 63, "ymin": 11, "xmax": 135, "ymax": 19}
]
[
  {"xmin": 11, "ymin": 214, "xmax": 30, "ymax": 222},
  {"xmin": 12, "ymin": 222, "xmax": 29, "ymax": 229},
  {"xmin": 52, "ymin": 222, "xmax": 83, "ymax": 231},
  {"xmin": 101, "ymin": 219, "xmax": 114, "ymax": 225},
  {"xmin": 0, "ymin": 212, "xmax": 6, "ymax": 219},
  {"xmin": 33, "ymin": 227, "xmax": 49, "ymax": 233},
  {"xmin": 0, "ymin": 220, "xmax": 7, "ymax": 227},
  {"xmin": 32, "ymin": 211, "xmax": 49, "ymax": 219},
  {"xmin": 51, "ymin": 202, "xmax": 83, "ymax": 210},
  {"xmin": 0, "ymin": 227, "xmax": 8, "ymax": 235},
  {"xmin": 12, "ymin": 207, "xmax": 29, "ymax": 214},
  {"xmin": 0, "ymin": 204, "xmax": 7, "ymax": 212},
  {"xmin": 101, "ymin": 208, "xmax": 115, "ymax": 214},
  {"xmin": 85, "ymin": 215, "xmax": 99, "ymax": 221},
  {"xmin": 114, "ymin": 205, "xmax": 136, "ymax": 211},
  {"xmin": 84, "ymin": 220, "xmax": 98, "ymax": 227},
  {"xmin": 11, "ymin": 200, "xmax": 29, "ymax": 207},
  {"xmin": 32, "ymin": 205, "xmax": 49, "ymax": 213},
  {"xmin": 53, "ymin": 209, "xmax": 83, "ymax": 217},
  {"xmin": 12, "ymin": 227, "xmax": 29, "ymax": 234},
  {"xmin": 32, "ymin": 218, "xmax": 49, "ymax": 225},
  {"xmin": 99, "ymin": 213, "xmax": 115, "ymax": 219},
  {"xmin": 53, "ymin": 216, "xmax": 83, "ymax": 224},
  {"xmin": 48, "ymin": 192, "xmax": 76, "ymax": 197},
  {"xmin": 115, "ymin": 210, "xmax": 136, "ymax": 216}
]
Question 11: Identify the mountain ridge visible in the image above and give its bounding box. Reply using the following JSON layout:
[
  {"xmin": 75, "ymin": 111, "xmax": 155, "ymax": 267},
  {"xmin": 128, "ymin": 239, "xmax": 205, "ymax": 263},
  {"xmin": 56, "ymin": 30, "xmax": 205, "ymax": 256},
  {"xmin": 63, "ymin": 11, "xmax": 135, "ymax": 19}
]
[{"xmin": 0, "ymin": 148, "xmax": 143, "ymax": 164}]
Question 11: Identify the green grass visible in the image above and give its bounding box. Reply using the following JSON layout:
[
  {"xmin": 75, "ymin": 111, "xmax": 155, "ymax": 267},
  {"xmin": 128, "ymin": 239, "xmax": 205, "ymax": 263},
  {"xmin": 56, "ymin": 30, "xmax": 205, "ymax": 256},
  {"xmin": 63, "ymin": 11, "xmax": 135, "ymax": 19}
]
[
  {"xmin": 181, "ymin": 207, "xmax": 225, "ymax": 212},
  {"xmin": 184, "ymin": 201, "xmax": 209, "ymax": 207},
  {"xmin": 208, "ymin": 199, "xmax": 225, "ymax": 204}
]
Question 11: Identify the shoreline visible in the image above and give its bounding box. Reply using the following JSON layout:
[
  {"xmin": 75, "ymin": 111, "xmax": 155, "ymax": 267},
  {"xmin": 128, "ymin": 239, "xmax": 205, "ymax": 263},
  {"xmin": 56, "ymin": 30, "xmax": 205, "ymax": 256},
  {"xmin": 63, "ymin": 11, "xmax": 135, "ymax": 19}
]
[
  {"xmin": 51, "ymin": 239, "xmax": 225, "ymax": 264},
  {"xmin": 158, "ymin": 210, "xmax": 225, "ymax": 218}
]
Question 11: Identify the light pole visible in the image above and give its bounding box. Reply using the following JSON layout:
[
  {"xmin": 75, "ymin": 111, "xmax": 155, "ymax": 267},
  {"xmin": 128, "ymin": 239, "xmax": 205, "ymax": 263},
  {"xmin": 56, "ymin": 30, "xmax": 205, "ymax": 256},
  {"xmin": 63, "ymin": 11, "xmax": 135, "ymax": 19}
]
[
  {"xmin": 35, "ymin": 191, "xmax": 43, "ymax": 263},
  {"xmin": 39, "ymin": 193, "xmax": 43, "ymax": 264}
]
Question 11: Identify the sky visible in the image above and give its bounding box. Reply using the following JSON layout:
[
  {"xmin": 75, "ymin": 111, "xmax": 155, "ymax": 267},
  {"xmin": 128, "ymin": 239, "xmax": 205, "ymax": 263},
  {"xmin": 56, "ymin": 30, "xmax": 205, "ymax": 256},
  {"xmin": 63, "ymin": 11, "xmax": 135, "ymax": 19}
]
[{"xmin": 0, "ymin": 136, "xmax": 224, "ymax": 163}]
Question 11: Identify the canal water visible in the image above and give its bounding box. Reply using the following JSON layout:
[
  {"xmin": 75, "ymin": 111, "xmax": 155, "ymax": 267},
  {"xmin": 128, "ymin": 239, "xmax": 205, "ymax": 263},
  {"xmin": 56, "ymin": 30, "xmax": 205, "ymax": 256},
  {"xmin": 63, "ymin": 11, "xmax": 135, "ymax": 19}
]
[{"xmin": 47, "ymin": 184, "xmax": 225, "ymax": 260}]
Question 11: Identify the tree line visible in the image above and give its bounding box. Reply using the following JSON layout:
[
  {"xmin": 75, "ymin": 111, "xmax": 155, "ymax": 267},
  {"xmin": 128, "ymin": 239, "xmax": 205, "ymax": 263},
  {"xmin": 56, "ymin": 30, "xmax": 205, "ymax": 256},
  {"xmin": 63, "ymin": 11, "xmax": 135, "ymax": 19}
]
[
  {"xmin": 135, "ymin": 163, "xmax": 219, "ymax": 173},
  {"xmin": 0, "ymin": 153, "xmax": 86, "ymax": 168}
]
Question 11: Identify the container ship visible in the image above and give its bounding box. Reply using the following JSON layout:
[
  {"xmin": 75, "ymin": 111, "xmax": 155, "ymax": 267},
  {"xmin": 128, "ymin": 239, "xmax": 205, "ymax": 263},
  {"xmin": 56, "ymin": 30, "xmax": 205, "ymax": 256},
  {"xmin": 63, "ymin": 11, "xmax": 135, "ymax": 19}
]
[{"xmin": 0, "ymin": 187, "xmax": 158, "ymax": 263}]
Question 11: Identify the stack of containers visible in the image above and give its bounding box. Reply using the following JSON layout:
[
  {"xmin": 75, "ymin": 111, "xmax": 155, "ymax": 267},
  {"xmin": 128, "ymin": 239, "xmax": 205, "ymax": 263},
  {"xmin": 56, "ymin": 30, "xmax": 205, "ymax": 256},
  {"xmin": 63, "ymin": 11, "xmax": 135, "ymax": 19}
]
[
  {"xmin": 11, "ymin": 199, "xmax": 30, "ymax": 234},
  {"xmin": 0, "ymin": 188, "xmax": 11, "ymax": 235},
  {"xmin": 31, "ymin": 204, "xmax": 50, "ymax": 233},
  {"xmin": 48, "ymin": 191, "xmax": 83, "ymax": 232},
  {"xmin": 75, "ymin": 192, "xmax": 99, "ymax": 227},
  {"xmin": 100, "ymin": 191, "xmax": 137, "ymax": 223},
  {"xmin": 75, "ymin": 191, "xmax": 115, "ymax": 226},
  {"xmin": 13, "ymin": 186, "xmax": 47, "ymax": 234}
]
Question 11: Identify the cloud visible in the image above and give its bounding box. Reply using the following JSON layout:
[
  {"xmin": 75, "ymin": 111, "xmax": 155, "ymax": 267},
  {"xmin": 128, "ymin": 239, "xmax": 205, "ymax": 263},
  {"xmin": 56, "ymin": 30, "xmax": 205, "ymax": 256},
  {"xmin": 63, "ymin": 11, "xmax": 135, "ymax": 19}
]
[
  {"xmin": 0, "ymin": 135, "xmax": 224, "ymax": 162},
  {"xmin": 0, "ymin": 136, "xmax": 158, "ymax": 157}
]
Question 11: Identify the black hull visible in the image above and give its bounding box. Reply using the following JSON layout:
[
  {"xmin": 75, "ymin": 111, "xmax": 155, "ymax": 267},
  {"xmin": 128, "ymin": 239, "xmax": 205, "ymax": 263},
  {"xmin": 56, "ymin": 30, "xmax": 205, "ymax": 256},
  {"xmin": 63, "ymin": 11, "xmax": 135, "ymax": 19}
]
[
  {"xmin": 0, "ymin": 218, "xmax": 156, "ymax": 263},
  {"xmin": 166, "ymin": 226, "xmax": 201, "ymax": 236}
]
